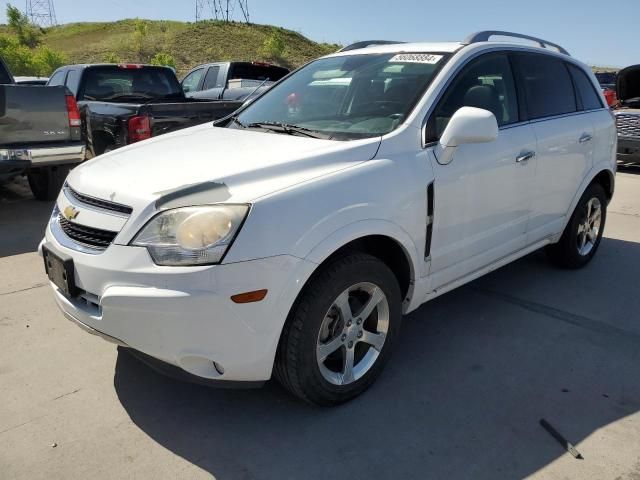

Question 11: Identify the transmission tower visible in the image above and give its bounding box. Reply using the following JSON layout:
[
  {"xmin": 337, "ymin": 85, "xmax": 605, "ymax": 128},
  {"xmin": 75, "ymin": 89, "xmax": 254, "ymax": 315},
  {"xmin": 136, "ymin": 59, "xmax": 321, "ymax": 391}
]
[
  {"xmin": 25, "ymin": 0, "xmax": 57, "ymax": 27},
  {"xmin": 195, "ymin": 0, "xmax": 249, "ymax": 22}
]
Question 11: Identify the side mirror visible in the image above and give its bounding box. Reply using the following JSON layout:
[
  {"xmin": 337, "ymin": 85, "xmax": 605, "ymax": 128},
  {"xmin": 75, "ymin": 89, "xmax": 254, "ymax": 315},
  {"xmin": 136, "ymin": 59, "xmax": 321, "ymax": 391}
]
[{"xmin": 435, "ymin": 106, "xmax": 499, "ymax": 165}]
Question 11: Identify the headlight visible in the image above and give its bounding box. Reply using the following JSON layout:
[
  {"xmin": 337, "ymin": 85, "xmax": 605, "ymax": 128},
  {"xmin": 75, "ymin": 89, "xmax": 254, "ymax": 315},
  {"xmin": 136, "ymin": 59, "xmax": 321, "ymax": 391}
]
[{"xmin": 132, "ymin": 205, "xmax": 249, "ymax": 266}]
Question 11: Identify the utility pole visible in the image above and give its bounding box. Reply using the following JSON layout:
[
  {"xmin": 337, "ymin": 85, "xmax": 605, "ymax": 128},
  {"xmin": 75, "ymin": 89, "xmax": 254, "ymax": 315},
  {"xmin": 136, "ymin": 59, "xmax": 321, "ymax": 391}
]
[{"xmin": 25, "ymin": 0, "xmax": 57, "ymax": 27}]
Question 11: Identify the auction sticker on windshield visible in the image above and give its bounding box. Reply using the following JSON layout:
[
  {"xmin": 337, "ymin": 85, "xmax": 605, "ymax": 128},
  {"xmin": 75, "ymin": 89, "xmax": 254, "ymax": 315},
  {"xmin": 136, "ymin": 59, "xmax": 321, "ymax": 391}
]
[{"xmin": 389, "ymin": 54, "xmax": 443, "ymax": 64}]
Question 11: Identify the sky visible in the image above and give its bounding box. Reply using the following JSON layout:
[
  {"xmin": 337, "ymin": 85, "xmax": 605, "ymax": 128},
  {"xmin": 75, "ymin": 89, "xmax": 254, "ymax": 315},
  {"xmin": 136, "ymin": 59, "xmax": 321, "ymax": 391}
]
[{"xmin": 2, "ymin": 0, "xmax": 638, "ymax": 67}]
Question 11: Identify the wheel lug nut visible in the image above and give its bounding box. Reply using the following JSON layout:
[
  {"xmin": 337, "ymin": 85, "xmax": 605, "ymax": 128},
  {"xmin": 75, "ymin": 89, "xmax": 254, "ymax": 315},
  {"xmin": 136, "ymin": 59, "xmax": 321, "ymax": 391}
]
[
  {"xmin": 357, "ymin": 331, "xmax": 363, "ymax": 338},
  {"xmin": 347, "ymin": 320, "xmax": 352, "ymax": 327},
  {"xmin": 348, "ymin": 341, "xmax": 353, "ymax": 348},
  {"xmin": 356, "ymin": 318, "xmax": 362, "ymax": 325},
  {"xmin": 341, "ymin": 334, "xmax": 347, "ymax": 341}
]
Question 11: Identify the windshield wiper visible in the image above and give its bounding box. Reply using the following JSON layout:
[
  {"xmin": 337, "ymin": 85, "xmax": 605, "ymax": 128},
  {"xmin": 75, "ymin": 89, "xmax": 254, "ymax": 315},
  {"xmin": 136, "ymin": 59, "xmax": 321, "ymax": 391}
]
[{"xmin": 245, "ymin": 121, "xmax": 332, "ymax": 139}]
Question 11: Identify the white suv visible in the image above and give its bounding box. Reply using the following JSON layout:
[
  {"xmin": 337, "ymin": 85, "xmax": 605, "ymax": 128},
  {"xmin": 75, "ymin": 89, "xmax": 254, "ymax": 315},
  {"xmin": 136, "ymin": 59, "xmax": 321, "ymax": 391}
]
[{"xmin": 41, "ymin": 31, "xmax": 616, "ymax": 405}]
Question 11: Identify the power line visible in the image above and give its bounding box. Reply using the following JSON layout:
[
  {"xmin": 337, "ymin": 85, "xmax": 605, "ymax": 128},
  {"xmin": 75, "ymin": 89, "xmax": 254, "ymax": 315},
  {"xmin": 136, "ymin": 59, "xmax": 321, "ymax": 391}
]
[{"xmin": 25, "ymin": 0, "xmax": 57, "ymax": 27}]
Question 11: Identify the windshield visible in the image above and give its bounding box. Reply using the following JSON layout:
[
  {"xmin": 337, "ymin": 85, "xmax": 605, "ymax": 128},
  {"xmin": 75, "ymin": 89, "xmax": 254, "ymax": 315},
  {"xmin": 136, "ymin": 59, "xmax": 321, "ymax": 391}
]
[
  {"xmin": 233, "ymin": 52, "xmax": 449, "ymax": 140},
  {"xmin": 80, "ymin": 66, "xmax": 183, "ymax": 102}
]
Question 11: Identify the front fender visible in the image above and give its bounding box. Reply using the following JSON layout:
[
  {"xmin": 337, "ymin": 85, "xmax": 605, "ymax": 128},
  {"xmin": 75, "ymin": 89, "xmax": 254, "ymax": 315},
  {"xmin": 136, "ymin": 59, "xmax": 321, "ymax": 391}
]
[{"xmin": 304, "ymin": 218, "xmax": 423, "ymax": 280}]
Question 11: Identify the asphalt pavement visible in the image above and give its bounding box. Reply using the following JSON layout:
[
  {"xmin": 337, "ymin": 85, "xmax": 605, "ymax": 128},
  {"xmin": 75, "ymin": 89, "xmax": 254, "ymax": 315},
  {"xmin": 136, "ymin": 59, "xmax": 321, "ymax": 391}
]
[{"xmin": 1, "ymin": 169, "xmax": 639, "ymax": 480}]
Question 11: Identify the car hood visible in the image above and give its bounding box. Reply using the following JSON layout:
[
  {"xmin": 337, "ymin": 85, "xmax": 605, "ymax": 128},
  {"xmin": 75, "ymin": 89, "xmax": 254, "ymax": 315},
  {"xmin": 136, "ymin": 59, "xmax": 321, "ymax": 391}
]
[
  {"xmin": 617, "ymin": 64, "xmax": 640, "ymax": 103},
  {"xmin": 67, "ymin": 123, "xmax": 381, "ymax": 212}
]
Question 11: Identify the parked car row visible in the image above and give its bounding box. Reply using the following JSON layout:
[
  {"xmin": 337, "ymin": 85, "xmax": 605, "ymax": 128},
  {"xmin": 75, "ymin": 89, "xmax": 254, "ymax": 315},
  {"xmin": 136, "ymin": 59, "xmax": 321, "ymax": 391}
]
[{"xmin": 0, "ymin": 58, "xmax": 290, "ymax": 199}]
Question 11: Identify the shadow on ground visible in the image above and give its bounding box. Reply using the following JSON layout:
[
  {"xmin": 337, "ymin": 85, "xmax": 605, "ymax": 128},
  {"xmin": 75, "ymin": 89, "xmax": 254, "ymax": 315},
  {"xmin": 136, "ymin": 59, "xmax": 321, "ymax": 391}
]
[
  {"xmin": 0, "ymin": 178, "xmax": 53, "ymax": 257},
  {"xmin": 114, "ymin": 237, "xmax": 640, "ymax": 479}
]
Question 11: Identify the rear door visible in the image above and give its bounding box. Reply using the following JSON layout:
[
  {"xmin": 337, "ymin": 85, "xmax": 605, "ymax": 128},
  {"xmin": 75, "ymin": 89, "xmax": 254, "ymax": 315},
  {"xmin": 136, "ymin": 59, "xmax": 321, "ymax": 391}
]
[
  {"xmin": 512, "ymin": 53, "xmax": 594, "ymax": 243},
  {"xmin": 567, "ymin": 63, "xmax": 614, "ymax": 175}
]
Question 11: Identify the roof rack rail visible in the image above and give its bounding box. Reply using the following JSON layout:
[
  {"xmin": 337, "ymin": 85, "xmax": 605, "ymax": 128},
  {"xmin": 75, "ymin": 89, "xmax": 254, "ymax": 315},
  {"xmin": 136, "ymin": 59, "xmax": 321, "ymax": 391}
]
[
  {"xmin": 464, "ymin": 31, "xmax": 570, "ymax": 56},
  {"xmin": 338, "ymin": 40, "xmax": 406, "ymax": 53}
]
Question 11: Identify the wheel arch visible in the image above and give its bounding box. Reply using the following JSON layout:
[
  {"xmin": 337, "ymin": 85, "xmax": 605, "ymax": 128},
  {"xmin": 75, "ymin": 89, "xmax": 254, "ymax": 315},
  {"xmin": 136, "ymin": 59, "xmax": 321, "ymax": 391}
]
[
  {"xmin": 592, "ymin": 168, "xmax": 615, "ymax": 203},
  {"xmin": 301, "ymin": 221, "xmax": 422, "ymax": 311},
  {"xmin": 564, "ymin": 166, "xmax": 615, "ymax": 230}
]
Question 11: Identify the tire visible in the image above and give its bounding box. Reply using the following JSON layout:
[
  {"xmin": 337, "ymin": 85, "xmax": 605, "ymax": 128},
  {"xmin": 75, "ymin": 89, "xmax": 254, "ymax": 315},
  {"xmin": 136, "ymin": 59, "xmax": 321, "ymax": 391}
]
[
  {"xmin": 275, "ymin": 253, "xmax": 402, "ymax": 406},
  {"xmin": 27, "ymin": 165, "xmax": 72, "ymax": 201},
  {"xmin": 87, "ymin": 135, "xmax": 114, "ymax": 159},
  {"xmin": 546, "ymin": 183, "xmax": 607, "ymax": 269}
]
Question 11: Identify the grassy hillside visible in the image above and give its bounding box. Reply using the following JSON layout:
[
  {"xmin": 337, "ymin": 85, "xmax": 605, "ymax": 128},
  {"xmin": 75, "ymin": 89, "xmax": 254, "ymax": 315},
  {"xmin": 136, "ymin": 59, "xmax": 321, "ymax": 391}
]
[{"xmin": 1, "ymin": 19, "xmax": 340, "ymax": 75}]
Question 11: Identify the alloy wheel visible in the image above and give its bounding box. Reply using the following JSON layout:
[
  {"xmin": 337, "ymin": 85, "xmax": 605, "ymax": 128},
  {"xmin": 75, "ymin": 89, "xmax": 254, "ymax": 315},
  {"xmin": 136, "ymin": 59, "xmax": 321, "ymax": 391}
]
[
  {"xmin": 577, "ymin": 197, "xmax": 602, "ymax": 256},
  {"xmin": 316, "ymin": 282, "xmax": 389, "ymax": 386}
]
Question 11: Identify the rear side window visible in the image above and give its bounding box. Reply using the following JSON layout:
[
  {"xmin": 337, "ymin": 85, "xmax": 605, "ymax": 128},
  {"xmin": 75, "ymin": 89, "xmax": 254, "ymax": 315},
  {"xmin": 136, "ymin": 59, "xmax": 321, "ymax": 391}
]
[
  {"xmin": 428, "ymin": 52, "xmax": 519, "ymax": 140},
  {"xmin": 48, "ymin": 70, "xmax": 65, "ymax": 86},
  {"xmin": 65, "ymin": 69, "xmax": 80, "ymax": 95},
  {"xmin": 568, "ymin": 64, "xmax": 604, "ymax": 110},
  {"xmin": 202, "ymin": 66, "xmax": 221, "ymax": 90},
  {"xmin": 513, "ymin": 54, "xmax": 577, "ymax": 120}
]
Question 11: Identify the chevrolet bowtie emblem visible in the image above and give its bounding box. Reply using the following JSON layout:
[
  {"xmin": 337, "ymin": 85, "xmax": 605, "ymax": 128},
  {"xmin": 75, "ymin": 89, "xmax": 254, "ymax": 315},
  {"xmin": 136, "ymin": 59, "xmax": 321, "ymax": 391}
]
[{"xmin": 63, "ymin": 206, "xmax": 80, "ymax": 220}]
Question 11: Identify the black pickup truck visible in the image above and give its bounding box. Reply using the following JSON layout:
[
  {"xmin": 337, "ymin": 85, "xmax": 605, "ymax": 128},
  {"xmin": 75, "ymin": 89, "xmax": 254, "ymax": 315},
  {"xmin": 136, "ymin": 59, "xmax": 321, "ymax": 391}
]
[
  {"xmin": 48, "ymin": 64, "xmax": 243, "ymax": 157},
  {"xmin": 182, "ymin": 61, "xmax": 289, "ymax": 101},
  {"xmin": 1, "ymin": 56, "xmax": 86, "ymax": 200}
]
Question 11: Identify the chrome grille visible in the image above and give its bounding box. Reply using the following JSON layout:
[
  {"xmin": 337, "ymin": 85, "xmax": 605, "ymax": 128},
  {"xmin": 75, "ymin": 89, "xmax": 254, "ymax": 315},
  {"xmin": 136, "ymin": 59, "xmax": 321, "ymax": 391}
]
[
  {"xmin": 58, "ymin": 215, "xmax": 118, "ymax": 249},
  {"xmin": 65, "ymin": 184, "xmax": 133, "ymax": 215},
  {"xmin": 616, "ymin": 114, "xmax": 640, "ymax": 139}
]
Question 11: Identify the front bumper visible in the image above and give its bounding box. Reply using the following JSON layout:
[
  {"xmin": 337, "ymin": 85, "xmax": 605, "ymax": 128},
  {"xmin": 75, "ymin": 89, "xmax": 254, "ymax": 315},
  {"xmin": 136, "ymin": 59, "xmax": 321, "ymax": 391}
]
[
  {"xmin": 42, "ymin": 226, "xmax": 317, "ymax": 383},
  {"xmin": 617, "ymin": 137, "xmax": 640, "ymax": 163}
]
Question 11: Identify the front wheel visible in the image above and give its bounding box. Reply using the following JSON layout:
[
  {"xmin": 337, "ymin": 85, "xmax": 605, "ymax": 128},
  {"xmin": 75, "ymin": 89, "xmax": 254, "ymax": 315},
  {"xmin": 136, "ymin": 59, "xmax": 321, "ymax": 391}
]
[
  {"xmin": 546, "ymin": 183, "xmax": 607, "ymax": 269},
  {"xmin": 275, "ymin": 253, "xmax": 402, "ymax": 406}
]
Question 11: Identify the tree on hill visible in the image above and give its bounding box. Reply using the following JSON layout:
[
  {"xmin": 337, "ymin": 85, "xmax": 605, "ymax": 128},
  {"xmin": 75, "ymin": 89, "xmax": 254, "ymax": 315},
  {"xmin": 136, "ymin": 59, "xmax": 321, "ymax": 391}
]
[
  {"xmin": 0, "ymin": 4, "xmax": 66, "ymax": 75},
  {"xmin": 6, "ymin": 4, "xmax": 41, "ymax": 48}
]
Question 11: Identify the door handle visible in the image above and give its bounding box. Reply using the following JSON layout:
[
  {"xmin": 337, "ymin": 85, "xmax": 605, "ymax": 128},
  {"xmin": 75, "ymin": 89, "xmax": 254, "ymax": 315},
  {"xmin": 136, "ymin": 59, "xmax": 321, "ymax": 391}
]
[
  {"xmin": 579, "ymin": 133, "xmax": 593, "ymax": 143},
  {"xmin": 516, "ymin": 151, "xmax": 536, "ymax": 163}
]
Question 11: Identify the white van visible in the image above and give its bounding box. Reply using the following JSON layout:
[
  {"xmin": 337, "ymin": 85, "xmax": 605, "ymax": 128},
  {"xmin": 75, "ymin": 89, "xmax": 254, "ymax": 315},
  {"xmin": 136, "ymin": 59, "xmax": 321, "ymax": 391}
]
[{"xmin": 41, "ymin": 31, "xmax": 617, "ymax": 405}]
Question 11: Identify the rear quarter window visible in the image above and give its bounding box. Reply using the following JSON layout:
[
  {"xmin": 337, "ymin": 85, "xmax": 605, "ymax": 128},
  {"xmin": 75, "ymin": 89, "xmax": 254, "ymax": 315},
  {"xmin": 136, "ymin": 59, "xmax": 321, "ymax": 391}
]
[
  {"xmin": 568, "ymin": 64, "xmax": 604, "ymax": 110},
  {"xmin": 513, "ymin": 53, "xmax": 577, "ymax": 120}
]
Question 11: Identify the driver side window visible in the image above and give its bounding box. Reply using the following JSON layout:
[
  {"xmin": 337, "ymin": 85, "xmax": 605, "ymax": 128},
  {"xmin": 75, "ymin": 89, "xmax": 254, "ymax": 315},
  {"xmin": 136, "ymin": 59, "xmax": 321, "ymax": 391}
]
[
  {"xmin": 182, "ymin": 68, "xmax": 205, "ymax": 93},
  {"xmin": 427, "ymin": 53, "xmax": 519, "ymax": 142}
]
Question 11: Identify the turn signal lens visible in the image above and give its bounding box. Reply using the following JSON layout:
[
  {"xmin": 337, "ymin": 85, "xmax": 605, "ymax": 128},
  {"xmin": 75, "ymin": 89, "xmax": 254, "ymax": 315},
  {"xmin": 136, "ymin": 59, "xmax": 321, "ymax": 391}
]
[{"xmin": 231, "ymin": 289, "xmax": 268, "ymax": 304}]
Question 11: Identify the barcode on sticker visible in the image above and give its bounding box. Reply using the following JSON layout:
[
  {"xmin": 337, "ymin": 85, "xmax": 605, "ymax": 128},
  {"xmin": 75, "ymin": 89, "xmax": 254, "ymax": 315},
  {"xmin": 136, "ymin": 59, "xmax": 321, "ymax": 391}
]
[{"xmin": 389, "ymin": 54, "xmax": 443, "ymax": 64}]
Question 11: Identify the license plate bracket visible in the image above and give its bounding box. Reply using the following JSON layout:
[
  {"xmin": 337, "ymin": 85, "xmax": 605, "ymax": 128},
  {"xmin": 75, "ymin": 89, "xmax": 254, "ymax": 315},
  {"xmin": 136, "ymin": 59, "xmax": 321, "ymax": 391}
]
[{"xmin": 43, "ymin": 245, "xmax": 78, "ymax": 297}]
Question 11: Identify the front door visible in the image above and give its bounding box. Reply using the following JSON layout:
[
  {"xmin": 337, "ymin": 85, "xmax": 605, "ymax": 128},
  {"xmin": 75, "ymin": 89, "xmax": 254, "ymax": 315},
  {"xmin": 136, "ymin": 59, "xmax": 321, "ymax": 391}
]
[{"xmin": 425, "ymin": 52, "xmax": 537, "ymax": 289}]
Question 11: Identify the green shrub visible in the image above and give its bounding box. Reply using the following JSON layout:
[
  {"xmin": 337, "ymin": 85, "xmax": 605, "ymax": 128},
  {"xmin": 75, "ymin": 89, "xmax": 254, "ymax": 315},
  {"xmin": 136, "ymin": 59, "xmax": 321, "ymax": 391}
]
[
  {"xmin": 104, "ymin": 52, "xmax": 120, "ymax": 63},
  {"xmin": 260, "ymin": 33, "xmax": 285, "ymax": 60},
  {"xmin": 0, "ymin": 35, "xmax": 36, "ymax": 75},
  {"xmin": 33, "ymin": 47, "xmax": 66, "ymax": 76},
  {"xmin": 150, "ymin": 52, "xmax": 176, "ymax": 69}
]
